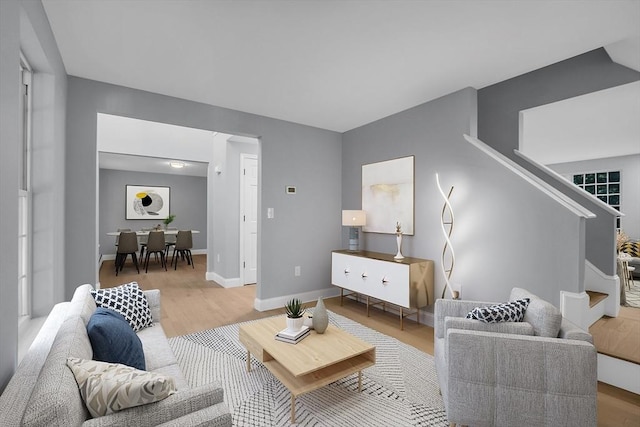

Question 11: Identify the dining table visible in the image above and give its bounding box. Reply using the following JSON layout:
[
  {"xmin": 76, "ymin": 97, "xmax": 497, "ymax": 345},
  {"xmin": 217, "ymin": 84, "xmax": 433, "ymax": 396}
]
[{"xmin": 106, "ymin": 229, "xmax": 200, "ymax": 237}]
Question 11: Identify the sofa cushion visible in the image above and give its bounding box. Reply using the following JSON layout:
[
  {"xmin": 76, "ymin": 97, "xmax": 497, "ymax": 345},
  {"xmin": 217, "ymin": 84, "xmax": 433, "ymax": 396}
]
[
  {"xmin": 91, "ymin": 282, "xmax": 153, "ymax": 331},
  {"xmin": 66, "ymin": 357, "xmax": 176, "ymax": 418},
  {"xmin": 466, "ymin": 298, "xmax": 530, "ymax": 323},
  {"xmin": 510, "ymin": 287, "xmax": 562, "ymax": 337},
  {"xmin": 87, "ymin": 307, "xmax": 146, "ymax": 370},
  {"xmin": 137, "ymin": 323, "xmax": 178, "ymax": 371}
]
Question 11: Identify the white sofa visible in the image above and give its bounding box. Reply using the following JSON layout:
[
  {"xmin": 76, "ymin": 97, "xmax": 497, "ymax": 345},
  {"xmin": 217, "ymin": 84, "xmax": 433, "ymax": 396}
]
[{"xmin": 0, "ymin": 284, "xmax": 232, "ymax": 427}]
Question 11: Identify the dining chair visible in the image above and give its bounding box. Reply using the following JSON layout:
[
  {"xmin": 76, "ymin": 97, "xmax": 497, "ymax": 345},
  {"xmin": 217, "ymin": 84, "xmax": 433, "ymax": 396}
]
[
  {"xmin": 171, "ymin": 230, "xmax": 194, "ymax": 270},
  {"xmin": 115, "ymin": 231, "xmax": 139, "ymax": 275},
  {"xmin": 114, "ymin": 228, "xmax": 131, "ymax": 250},
  {"xmin": 165, "ymin": 227, "xmax": 178, "ymax": 257},
  {"xmin": 139, "ymin": 227, "xmax": 153, "ymax": 260},
  {"xmin": 144, "ymin": 231, "xmax": 167, "ymax": 273}
]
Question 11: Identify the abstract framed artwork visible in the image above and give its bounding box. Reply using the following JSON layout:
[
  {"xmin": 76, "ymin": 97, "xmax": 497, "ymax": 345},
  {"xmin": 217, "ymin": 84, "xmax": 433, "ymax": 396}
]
[
  {"xmin": 362, "ymin": 156, "xmax": 414, "ymax": 235},
  {"xmin": 125, "ymin": 185, "xmax": 170, "ymax": 219}
]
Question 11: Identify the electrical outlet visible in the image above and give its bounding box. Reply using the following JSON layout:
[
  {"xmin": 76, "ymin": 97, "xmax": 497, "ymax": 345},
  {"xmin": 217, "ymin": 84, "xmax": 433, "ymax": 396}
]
[
  {"xmin": 217, "ymin": 254, "xmax": 220, "ymax": 262},
  {"xmin": 267, "ymin": 207, "xmax": 274, "ymax": 219},
  {"xmin": 294, "ymin": 266, "xmax": 301, "ymax": 276}
]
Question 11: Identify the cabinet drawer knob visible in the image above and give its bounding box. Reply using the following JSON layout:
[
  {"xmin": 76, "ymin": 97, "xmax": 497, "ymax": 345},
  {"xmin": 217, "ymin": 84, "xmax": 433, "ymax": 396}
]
[
  {"xmin": 361, "ymin": 272, "xmax": 368, "ymax": 278},
  {"xmin": 382, "ymin": 276, "xmax": 390, "ymax": 284},
  {"xmin": 344, "ymin": 268, "xmax": 350, "ymax": 274}
]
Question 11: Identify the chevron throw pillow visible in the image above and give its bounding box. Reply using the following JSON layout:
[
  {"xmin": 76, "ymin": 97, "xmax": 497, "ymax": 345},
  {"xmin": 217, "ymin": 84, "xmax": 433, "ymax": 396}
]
[
  {"xmin": 91, "ymin": 282, "xmax": 153, "ymax": 331},
  {"xmin": 466, "ymin": 298, "xmax": 530, "ymax": 323}
]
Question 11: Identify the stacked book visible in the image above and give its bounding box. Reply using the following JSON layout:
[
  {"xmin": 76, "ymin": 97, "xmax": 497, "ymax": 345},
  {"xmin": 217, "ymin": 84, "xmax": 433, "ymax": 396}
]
[{"xmin": 275, "ymin": 325, "xmax": 310, "ymax": 344}]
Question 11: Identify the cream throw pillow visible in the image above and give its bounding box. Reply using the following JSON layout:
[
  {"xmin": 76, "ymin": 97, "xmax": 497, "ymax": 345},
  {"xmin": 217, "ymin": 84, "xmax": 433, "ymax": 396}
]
[{"xmin": 67, "ymin": 357, "xmax": 176, "ymax": 417}]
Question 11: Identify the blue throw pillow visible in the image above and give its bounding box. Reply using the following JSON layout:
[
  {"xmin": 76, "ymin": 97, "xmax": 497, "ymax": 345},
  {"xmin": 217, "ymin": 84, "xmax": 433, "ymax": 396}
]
[{"xmin": 87, "ymin": 307, "xmax": 146, "ymax": 370}]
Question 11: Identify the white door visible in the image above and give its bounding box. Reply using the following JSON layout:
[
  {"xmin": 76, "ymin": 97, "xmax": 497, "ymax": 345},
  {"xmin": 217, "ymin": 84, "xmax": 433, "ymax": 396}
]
[{"xmin": 241, "ymin": 154, "xmax": 258, "ymax": 284}]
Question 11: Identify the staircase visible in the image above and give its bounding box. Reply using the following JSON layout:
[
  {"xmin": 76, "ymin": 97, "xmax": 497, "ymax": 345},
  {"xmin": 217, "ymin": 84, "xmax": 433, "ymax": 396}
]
[{"xmin": 576, "ymin": 264, "xmax": 640, "ymax": 395}]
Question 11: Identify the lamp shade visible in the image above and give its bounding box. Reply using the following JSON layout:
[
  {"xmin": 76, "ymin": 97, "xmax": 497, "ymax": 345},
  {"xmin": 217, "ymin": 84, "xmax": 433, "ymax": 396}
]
[{"xmin": 342, "ymin": 210, "xmax": 366, "ymax": 227}]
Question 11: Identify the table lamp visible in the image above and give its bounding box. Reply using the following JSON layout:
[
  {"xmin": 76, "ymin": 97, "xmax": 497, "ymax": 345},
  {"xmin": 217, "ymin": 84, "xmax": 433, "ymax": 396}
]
[{"xmin": 342, "ymin": 210, "xmax": 366, "ymax": 251}]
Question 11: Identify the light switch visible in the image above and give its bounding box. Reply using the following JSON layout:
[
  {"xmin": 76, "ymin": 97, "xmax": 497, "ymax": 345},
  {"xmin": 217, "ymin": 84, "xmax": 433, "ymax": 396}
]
[{"xmin": 267, "ymin": 208, "xmax": 274, "ymax": 219}]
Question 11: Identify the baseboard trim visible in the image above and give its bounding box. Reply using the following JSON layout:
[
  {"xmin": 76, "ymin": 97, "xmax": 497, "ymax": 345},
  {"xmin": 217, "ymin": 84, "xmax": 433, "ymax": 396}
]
[
  {"xmin": 206, "ymin": 271, "xmax": 241, "ymax": 288},
  {"xmin": 254, "ymin": 288, "xmax": 341, "ymax": 312},
  {"xmin": 598, "ymin": 353, "xmax": 640, "ymax": 394}
]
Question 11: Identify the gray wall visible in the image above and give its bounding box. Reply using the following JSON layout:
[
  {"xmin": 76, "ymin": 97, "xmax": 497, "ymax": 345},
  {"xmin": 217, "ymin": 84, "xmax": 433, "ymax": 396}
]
[
  {"xmin": 343, "ymin": 87, "xmax": 585, "ymax": 306},
  {"xmin": 550, "ymin": 154, "xmax": 640, "ymax": 239},
  {"xmin": 1, "ymin": 0, "xmax": 67, "ymax": 392},
  {"xmin": 66, "ymin": 77, "xmax": 343, "ymax": 302},
  {"xmin": 99, "ymin": 169, "xmax": 208, "ymax": 255},
  {"xmin": 211, "ymin": 140, "xmax": 259, "ymax": 280},
  {"xmin": 478, "ymin": 48, "xmax": 640, "ymax": 276}
]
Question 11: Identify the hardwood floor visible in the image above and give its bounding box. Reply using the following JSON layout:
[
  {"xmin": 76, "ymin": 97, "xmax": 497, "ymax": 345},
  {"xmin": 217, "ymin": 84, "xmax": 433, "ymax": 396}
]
[
  {"xmin": 590, "ymin": 306, "xmax": 640, "ymax": 364},
  {"xmin": 99, "ymin": 254, "xmax": 640, "ymax": 426}
]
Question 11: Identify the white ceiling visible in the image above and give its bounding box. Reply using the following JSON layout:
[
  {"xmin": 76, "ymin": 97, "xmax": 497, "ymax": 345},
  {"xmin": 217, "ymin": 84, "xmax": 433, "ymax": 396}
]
[
  {"xmin": 42, "ymin": 0, "xmax": 640, "ymax": 133},
  {"xmin": 520, "ymin": 81, "xmax": 640, "ymax": 165},
  {"xmin": 99, "ymin": 152, "xmax": 209, "ymax": 177}
]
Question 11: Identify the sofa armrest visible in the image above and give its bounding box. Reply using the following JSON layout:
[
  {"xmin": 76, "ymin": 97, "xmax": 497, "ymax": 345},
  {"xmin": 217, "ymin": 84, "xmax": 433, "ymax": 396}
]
[
  {"xmin": 156, "ymin": 401, "xmax": 232, "ymax": 427},
  {"xmin": 435, "ymin": 299, "xmax": 497, "ymax": 338},
  {"xmin": 143, "ymin": 289, "xmax": 161, "ymax": 324},
  {"xmin": 445, "ymin": 329, "xmax": 597, "ymax": 426},
  {"xmin": 558, "ymin": 318, "xmax": 593, "ymax": 344},
  {"xmin": 82, "ymin": 383, "xmax": 225, "ymax": 427}
]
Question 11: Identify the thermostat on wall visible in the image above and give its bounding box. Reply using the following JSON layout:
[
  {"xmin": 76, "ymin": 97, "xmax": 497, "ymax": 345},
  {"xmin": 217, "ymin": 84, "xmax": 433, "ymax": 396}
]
[{"xmin": 285, "ymin": 186, "xmax": 296, "ymax": 194}]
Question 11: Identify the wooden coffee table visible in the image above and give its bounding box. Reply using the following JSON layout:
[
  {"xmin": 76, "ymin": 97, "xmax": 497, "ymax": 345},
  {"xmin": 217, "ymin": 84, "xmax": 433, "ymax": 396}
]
[{"xmin": 239, "ymin": 316, "xmax": 376, "ymax": 422}]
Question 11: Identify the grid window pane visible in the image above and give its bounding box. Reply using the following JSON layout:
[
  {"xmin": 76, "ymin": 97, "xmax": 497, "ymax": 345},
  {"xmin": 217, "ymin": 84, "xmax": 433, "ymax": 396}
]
[{"xmin": 571, "ymin": 170, "xmax": 621, "ymax": 229}]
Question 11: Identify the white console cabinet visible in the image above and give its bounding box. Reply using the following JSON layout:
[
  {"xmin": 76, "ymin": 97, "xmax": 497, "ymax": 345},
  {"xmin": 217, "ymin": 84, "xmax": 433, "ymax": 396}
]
[{"xmin": 331, "ymin": 250, "xmax": 434, "ymax": 329}]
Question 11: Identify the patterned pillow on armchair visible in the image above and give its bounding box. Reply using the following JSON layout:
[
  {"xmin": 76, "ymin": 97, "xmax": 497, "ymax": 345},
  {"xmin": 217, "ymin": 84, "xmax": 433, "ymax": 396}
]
[{"xmin": 620, "ymin": 241, "xmax": 640, "ymax": 257}]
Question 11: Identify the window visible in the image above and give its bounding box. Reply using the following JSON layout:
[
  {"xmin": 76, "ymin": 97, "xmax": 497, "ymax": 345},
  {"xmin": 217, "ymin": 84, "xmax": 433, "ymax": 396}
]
[
  {"xmin": 18, "ymin": 56, "xmax": 32, "ymax": 322},
  {"xmin": 573, "ymin": 170, "xmax": 621, "ymax": 229}
]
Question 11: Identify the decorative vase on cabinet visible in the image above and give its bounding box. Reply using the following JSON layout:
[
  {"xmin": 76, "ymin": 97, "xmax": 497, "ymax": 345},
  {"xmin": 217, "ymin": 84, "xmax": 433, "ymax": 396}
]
[{"xmin": 312, "ymin": 297, "xmax": 329, "ymax": 334}]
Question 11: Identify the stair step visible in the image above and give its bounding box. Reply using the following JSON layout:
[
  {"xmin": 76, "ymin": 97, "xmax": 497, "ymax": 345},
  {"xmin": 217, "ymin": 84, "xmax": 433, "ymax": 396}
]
[{"xmin": 586, "ymin": 290, "xmax": 608, "ymax": 308}]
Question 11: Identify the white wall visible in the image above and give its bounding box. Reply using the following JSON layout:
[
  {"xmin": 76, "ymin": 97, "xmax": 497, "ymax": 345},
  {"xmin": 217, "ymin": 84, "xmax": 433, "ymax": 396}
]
[
  {"xmin": 550, "ymin": 154, "xmax": 640, "ymax": 239},
  {"xmin": 65, "ymin": 77, "xmax": 343, "ymax": 305},
  {"xmin": 1, "ymin": 0, "xmax": 67, "ymax": 392},
  {"xmin": 343, "ymin": 87, "xmax": 585, "ymax": 307}
]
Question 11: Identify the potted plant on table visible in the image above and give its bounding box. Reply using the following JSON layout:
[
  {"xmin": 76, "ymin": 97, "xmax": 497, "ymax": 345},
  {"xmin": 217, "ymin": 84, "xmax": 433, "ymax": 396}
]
[
  {"xmin": 163, "ymin": 214, "xmax": 176, "ymax": 230},
  {"xmin": 284, "ymin": 298, "xmax": 306, "ymax": 333}
]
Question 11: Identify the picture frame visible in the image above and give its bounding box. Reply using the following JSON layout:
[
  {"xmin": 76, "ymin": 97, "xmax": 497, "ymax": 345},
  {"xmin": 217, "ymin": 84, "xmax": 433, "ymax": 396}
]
[
  {"xmin": 362, "ymin": 156, "xmax": 414, "ymax": 235},
  {"xmin": 125, "ymin": 185, "xmax": 170, "ymax": 220}
]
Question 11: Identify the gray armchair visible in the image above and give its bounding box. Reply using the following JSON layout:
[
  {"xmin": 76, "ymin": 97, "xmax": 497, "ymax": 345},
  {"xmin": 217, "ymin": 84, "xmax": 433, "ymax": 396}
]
[{"xmin": 434, "ymin": 288, "xmax": 597, "ymax": 427}]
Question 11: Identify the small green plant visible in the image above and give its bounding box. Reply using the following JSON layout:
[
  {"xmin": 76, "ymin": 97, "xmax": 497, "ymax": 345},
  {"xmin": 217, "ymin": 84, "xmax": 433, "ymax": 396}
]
[
  {"xmin": 396, "ymin": 221, "xmax": 402, "ymax": 234},
  {"xmin": 284, "ymin": 298, "xmax": 305, "ymax": 318},
  {"xmin": 163, "ymin": 214, "xmax": 176, "ymax": 226}
]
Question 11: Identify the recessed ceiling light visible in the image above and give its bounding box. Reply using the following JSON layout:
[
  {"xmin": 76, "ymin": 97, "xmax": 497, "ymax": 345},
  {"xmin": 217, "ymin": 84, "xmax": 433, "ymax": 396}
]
[{"xmin": 169, "ymin": 161, "xmax": 185, "ymax": 169}]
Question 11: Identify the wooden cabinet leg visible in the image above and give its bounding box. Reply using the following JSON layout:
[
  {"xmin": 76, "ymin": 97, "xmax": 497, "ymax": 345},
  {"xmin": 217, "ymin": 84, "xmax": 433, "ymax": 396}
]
[
  {"xmin": 400, "ymin": 307, "xmax": 404, "ymax": 330},
  {"xmin": 358, "ymin": 371, "xmax": 362, "ymax": 391},
  {"xmin": 246, "ymin": 350, "xmax": 251, "ymax": 372},
  {"xmin": 290, "ymin": 394, "xmax": 296, "ymax": 423}
]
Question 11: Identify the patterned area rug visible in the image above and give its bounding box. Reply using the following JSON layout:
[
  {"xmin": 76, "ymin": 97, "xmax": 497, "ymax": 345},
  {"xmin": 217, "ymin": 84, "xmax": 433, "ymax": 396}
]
[
  {"xmin": 168, "ymin": 310, "xmax": 448, "ymax": 426},
  {"xmin": 624, "ymin": 282, "xmax": 640, "ymax": 308}
]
